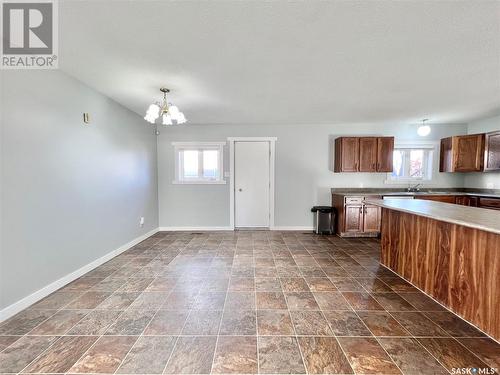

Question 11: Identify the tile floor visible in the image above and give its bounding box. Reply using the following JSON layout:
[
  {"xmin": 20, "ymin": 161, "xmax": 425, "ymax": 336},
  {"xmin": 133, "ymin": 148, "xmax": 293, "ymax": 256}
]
[{"xmin": 0, "ymin": 231, "xmax": 498, "ymax": 374}]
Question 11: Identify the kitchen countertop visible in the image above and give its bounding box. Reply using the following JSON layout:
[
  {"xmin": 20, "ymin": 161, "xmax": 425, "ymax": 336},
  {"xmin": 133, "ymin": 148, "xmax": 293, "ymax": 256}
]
[
  {"xmin": 331, "ymin": 189, "xmax": 500, "ymax": 198},
  {"xmin": 366, "ymin": 198, "xmax": 500, "ymax": 235}
]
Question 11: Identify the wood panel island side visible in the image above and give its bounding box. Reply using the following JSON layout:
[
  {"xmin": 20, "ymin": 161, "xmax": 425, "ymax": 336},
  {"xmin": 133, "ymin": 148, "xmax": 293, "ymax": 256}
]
[{"xmin": 367, "ymin": 198, "xmax": 500, "ymax": 341}]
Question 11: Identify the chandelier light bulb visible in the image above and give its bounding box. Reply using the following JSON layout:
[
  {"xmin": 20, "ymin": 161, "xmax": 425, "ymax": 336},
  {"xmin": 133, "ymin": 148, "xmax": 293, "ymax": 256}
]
[
  {"xmin": 146, "ymin": 104, "xmax": 160, "ymax": 119},
  {"xmin": 177, "ymin": 112, "xmax": 187, "ymax": 124},
  {"xmin": 168, "ymin": 105, "xmax": 180, "ymax": 120},
  {"xmin": 162, "ymin": 113, "xmax": 173, "ymax": 125}
]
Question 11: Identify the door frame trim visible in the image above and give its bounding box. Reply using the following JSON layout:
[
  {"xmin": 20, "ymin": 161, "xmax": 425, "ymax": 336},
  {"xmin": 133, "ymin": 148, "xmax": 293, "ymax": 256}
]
[{"xmin": 228, "ymin": 137, "xmax": 277, "ymax": 230}]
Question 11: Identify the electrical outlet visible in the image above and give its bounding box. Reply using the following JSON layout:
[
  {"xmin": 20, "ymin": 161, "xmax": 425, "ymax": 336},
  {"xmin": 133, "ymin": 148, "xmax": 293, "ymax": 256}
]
[{"xmin": 139, "ymin": 217, "xmax": 145, "ymax": 227}]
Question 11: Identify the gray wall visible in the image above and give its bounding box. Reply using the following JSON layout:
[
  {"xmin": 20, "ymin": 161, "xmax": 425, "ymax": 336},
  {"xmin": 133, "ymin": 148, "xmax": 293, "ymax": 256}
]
[
  {"xmin": 158, "ymin": 123, "xmax": 467, "ymax": 228},
  {"xmin": 1, "ymin": 70, "xmax": 158, "ymax": 310},
  {"xmin": 465, "ymin": 114, "xmax": 500, "ymax": 189}
]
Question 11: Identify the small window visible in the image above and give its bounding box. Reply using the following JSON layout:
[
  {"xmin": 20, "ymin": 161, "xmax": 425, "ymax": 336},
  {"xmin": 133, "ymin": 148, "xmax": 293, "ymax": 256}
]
[
  {"xmin": 386, "ymin": 143, "xmax": 435, "ymax": 183},
  {"xmin": 172, "ymin": 142, "xmax": 226, "ymax": 184}
]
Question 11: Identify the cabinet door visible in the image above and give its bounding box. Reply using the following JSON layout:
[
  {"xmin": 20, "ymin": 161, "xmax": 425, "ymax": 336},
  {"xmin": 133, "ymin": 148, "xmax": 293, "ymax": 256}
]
[
  {"xmin": 377, "ymin": 137, "xmax": 394, "ymax": 172},
  {"xmin": 484, "ymin": 131, "xmax": 500, "ymax": 171},
  {"xmin": 340, "ymin": 138, "xmax": 360, "ymax": 172},
  {"xmin": 468, "ymin": 196, "xmax": 478, "ymax": 207},
  {"xmin": 363, "ymin": 205, "xmax": 380, "ymax": 232},
  {"xmin": 453, "ymin": 134, "xmax": 484, "ymax": 172},
  {"xmin": 478, "ymin": 197, "xmax": 500, "ymax": 210},
  {"xmin": 344, "ymin": 205, "xmax": 363, "ymax": 232},
  {"xmin": 440, "ymin": 137, "xmax": 453, "ymax": 172},
  {"xmin": 359, "ymin": 138, "xmax": 377, "ymax": 172}
]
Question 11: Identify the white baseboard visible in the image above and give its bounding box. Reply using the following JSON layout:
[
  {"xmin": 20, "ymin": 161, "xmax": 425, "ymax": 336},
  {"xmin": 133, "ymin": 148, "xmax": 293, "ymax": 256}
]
[
  {"xmin": 158, "ymin": 226, "xmax": 314, "ymax": 232},
  {"xmin": 159, "ymin": 226, "xmax": 233, "ymax": 232},
  {"xmin": 0, "ymin": 227, "xmax": 159, "ymax": 323},
  {"xmin": 272, "ymin": 226, "xmax": 314, "ymax": 231}
]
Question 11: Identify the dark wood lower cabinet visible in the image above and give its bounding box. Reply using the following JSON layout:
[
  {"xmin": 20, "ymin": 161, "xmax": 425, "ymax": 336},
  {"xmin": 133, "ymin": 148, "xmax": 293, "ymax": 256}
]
[
  {"xmin": 344, "ymin": 205, "xmax": 363, "ymax": 233},
  {"xmin": 381, "ymin": 208, "xmax": 500, "ymax": 340},
  {"xmin": 478, "ymin": 197, "xmax": 500, "ymax": 210},
  {"xmin": 455, "ymin": 196, "xmax": 478, "ymax": 207},
  {"xmin": 363, "ymin": 204, "xmax": 380, "ymax": 232},
  {"xmin": 333, "ymin": 193, "xmax": 500, "ymax": 237},
  {"xmin": 333, "ymin": 195, "xmax": 381, "ymax": 237},
  {"xmin": 414, "ymin": 195, "xmax": 456, "ymax": 204}
]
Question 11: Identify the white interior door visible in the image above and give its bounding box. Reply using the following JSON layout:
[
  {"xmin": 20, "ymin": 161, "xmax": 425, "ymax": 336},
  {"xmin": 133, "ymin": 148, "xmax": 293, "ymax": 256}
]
[{"xmin": 235, "ymin": 141, "xmax": 270, "ymax": 228}]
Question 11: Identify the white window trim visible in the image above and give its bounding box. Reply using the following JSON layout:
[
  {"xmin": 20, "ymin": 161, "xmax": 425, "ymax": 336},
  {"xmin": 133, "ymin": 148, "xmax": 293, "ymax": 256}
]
[
  {"xmin": 385, "ymin": 141, "xmax": 438, "ymax": 185},
  {"xmin": 172, "ymin": 141, "xmax": 226, "ymax": 184}
]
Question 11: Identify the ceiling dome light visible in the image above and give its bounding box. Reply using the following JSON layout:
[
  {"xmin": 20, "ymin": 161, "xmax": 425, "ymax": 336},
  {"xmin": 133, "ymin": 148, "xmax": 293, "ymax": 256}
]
[
  {"xmin": 144, "ymin": 88, "xmax": 187, "ymax": 126},
  {"xmin": 417, "ymin": 119, "xmax": 431, "ymax": 137}
]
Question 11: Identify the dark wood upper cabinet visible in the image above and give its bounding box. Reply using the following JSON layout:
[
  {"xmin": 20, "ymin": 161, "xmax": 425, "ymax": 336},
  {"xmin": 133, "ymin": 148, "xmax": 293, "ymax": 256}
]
[
  {"xmin": 439, "ymin": 137, "xmax": 453, "ymax": 172},
  {"xmin": 484, "ymin": 131, "xmax": 500, "ymax": 171},
  {"xmin": 454, "ymin": 134, "xmax": 484, "ymax": 172},
  {"xmin": 377, "ymin": 137, "xmax": 394, "ymax": 172},
  {"xmin": 359, "ymin": 138, "xmax": 377, "ymax": 172},
  {"xmin": 334, "ymin": 136, "xmax": 394, "ymax": 173},
  {"xmin": 439, "ymin": 134, "xmax": 484, "ymax": 172},
  {"xmin": 334, "ymin": 137, "xmax": 359, "ymax": 172}
]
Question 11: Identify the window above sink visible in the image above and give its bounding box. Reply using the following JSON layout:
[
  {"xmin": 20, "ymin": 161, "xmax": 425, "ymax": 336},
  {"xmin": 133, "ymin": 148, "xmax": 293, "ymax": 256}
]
[{"xmin": 385, "ymin": 141, "xmax": 437, "ymax": 185}]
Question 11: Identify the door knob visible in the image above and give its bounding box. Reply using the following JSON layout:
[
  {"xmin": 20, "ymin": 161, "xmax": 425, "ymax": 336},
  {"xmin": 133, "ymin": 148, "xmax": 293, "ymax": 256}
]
[{"xmin": 238, "ymin": 188, "xmax": 243, "ymax": 192}]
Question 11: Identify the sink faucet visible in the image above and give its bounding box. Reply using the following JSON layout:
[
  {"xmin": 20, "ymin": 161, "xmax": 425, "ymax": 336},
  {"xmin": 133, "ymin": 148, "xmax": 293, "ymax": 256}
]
[{"xmin": 407, "ymin": 183, "xmax": 422, "ymax": 192}]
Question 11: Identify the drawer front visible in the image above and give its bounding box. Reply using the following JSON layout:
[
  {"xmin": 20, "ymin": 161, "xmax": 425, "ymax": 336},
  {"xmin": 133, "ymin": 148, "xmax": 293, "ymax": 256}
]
[
  {"xmin": 345, "ymin": 197, "xmax": 363, "ymax": 204},
  {"xmin": 479, "ymin": 197, "xmax": 500, "ymax": 209}
]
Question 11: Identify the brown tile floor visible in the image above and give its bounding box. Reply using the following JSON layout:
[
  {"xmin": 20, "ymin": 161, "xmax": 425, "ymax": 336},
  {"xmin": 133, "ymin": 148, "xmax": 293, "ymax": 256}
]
[{"xmin": 0, "ymin": 231, "xmax": 499, "ymax": 374}]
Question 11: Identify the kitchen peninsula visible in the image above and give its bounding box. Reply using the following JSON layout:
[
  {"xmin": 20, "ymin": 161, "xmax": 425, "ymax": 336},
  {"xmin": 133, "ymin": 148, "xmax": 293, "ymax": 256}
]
[{"xmin": 367, "ymin": 198, "xmax": 500, "ymax": 341}]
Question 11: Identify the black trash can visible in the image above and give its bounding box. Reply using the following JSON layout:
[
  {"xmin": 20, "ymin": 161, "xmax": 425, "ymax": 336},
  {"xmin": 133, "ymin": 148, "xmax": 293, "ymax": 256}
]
[{"xmin": 311, "ymin": 206, "xmax": 335, "ymax": 235}]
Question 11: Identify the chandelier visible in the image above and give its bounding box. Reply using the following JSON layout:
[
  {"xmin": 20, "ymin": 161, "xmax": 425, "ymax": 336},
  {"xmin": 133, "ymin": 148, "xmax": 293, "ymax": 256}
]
[{"xmin": 144, "ymin": 88, "xmax": 187, "ymax": 125}]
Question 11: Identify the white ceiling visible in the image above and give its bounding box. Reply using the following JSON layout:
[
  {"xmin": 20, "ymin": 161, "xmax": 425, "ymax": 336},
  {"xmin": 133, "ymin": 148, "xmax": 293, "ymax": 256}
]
[{"xmin": 59, "ymin": 0, "xmax": 500, "ymax": 125}]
